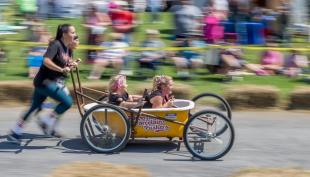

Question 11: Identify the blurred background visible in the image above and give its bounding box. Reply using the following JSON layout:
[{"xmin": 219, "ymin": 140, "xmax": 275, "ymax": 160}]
[{"xmin": 0, "ymin": 0, "xmax": 309, "ymax": 100}]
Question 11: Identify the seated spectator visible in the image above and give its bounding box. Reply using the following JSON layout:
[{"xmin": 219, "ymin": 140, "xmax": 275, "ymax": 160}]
[
  {"xmin": 138, "ymin": 29, "xmax": 166, "ymax": 73},
  {"xmin": 206, "ymin": 39, "xmax": 262, "ymax": 78},
  {"xmin": 258, "ymin": 43, "xmax": 284, "ymax": 75},
  {"xmin": 283, "ymin": 50, "xmax": 309, "ymax": 77},
  {"xmin": 171, "ymin": 33, "xmax": 206, "ymax": 77},
  {"xmin": 88, "ymin": 33, "xmax": 129, "ymax": 80},
  {"xmin": 216, "ymin": 48, "xmax": 248, "ymax": 75},
  {"xmin": 214, "ymin": 38, "xmax": 285, "ymax": 77},
  {"xmin": 108, "ymin": 75, "xmax": 142, "ymax": 108},
  {"xmin": 144, "ymin": 75, "xmax": 174, "ymax": 108}
]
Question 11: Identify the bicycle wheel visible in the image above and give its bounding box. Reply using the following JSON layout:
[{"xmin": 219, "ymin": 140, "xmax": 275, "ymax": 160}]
[
  {"xmin": 191, "ymin": 93, "xmax": 232, "ymax": 119},
  {"xmin": 80, "ymin": 104, "xmax": 130, "ymax": 153},
  {"xmin": 184, "ymin": 110, "xmax": 234, "ymax": 160}
]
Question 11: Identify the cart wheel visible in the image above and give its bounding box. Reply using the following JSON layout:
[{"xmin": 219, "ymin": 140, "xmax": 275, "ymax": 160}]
[
  {"xmin": 80, "ymin": 104, "xmax": 130, "ymax": 153},
  {"xmin": 184, "ymin": 110, "xmax": 234, "ymax": 160},
  {"xmin": 191, "ymin": 93, "xmax": 232, "ymax": 119}
]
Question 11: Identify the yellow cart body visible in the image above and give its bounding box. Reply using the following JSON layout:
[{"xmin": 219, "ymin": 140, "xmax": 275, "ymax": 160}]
[{"xmin": 84, "ymin": 100, "xmax": 195, "ymax": 138}]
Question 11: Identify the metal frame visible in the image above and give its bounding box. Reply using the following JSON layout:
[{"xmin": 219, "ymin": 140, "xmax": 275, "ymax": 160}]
[{"xmin": 70, "ymin": 67, "xmax": 235, "ymax": 159}]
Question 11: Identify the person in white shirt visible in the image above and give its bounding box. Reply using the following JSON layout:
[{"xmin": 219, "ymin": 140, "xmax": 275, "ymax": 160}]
[{"xmin": 88, "ymin": 33, "xmax": 129, "ymax": 80}]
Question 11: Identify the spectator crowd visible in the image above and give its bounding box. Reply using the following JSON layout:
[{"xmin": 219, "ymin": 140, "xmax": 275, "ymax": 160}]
[{"xmin": 2, "ymin": 0, "xmax": 310, "ymax": 80}]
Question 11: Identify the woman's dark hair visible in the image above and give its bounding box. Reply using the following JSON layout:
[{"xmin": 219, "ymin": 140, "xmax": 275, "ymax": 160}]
[{"xmin": 55, "ymin": 24, "xmax": 73, "ymax": 40}]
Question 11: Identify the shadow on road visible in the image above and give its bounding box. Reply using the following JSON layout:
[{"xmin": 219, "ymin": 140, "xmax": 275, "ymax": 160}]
[
  {"xmin": 60, "ymin": 138, "xmax": 94, "ymax": 154},
  {"xmin": 125, "ymin": 139, "xmax": 178, "ymax": 153},
  {"xmin": 0, "ymin": 133, "xmax": 60, "ymax": 154},
  {"xmin": 60, "ymin": 138, "xmax": 180, "ymax": 154},
  {"xmin": 0, "ymin": 134, "xmax": 192, "ymax": 160}
]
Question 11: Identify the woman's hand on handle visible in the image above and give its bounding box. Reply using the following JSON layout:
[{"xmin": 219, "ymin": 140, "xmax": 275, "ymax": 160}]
[
  {"xmin": 62, "ymin": 66, "xmax": 71, "ymax": 74},
  {"xmin": 68, "ymin": 58, "xmax": 82, "ymax": 68}
]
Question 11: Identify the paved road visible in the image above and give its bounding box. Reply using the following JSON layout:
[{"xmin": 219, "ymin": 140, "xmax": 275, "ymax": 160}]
[{"xmin": 0, "ymin": 107, "xmax": 309, "ymax": 177}]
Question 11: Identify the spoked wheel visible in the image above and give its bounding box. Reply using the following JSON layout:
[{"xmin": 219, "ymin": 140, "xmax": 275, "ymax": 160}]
[
  {"xmin": 184, "ymin": 110, "xmax": 234, "ymax": 160},
  {"xmin": 191, "ymin": 93, "xmax": 232, "ymax": 119},
  {"xmin": 80, "ymin": 104, "xmax": 130, "ymax": 153}
]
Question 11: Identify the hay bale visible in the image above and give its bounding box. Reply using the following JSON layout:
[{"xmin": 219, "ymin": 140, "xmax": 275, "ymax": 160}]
[
  {"xmin": 289, "ymin": 87, "xmax": 310, "ymax": 110},
  {"xmin": 130, "ymin": 83, "xmax": 152, "ymax": 95},
  {"xmin": 224, "ymin": 85, "xmax": 280, "ymax": 109},
  {"xmin": 173, "ymin": 83, "xmax": 192, "ymax": 99},
  {"xmin": 0, "ymin": 80, "xmax": 193, "ymax": 105},
  {"xmin": 0, "ymin": 81, "xmax": 33, "ymax": 104},
  {"xmin": 48, "ymin": 162, "xmax": 151, "ymax": 177},
  {"xmin": 232, "ymin": 168, "xmax": 310, "ymax": 177},
  {"xmin": 0, "ymin": 81, "xmax": 109, "ymax": 105}
]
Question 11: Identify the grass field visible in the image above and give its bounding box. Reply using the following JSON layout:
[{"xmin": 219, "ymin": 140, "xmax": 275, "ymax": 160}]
[{"xmin": 0, "ymin": 11, "xmax": 309, "ymax": 100}]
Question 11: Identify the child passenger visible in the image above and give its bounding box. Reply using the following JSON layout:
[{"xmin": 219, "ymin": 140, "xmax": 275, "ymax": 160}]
[
  {"xmin": 144, "ymin": 75, "xmax": 174, "ymax": 108},
  {"xmin": 108, "ymin": 75, "xmax": 142, "ymax": 108}
]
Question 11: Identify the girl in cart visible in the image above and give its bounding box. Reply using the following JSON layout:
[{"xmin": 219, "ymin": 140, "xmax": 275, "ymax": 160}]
[
  {"xmin": 108, "ymin": 75, "xmax": 142, "ymax": 108},
  {"xmin": 144, "ymin": 75, "xmax": 174, "ymax": 108}
]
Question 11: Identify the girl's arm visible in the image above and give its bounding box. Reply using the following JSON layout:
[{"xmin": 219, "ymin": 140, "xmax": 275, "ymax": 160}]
[
  {"xmin": 131, "ymin": 95, "xmax": 142, "ymax": 102},
  {"xmin": 120, "ymin": 101, "xmax": 142, "ymax": 109},
  {"xmin": 150, "ymin": 96, "xmax": 163, "ymax": 108},
  {"xmin": 150, "ymin": 96, "xmax": 173, "ymax": 108}
]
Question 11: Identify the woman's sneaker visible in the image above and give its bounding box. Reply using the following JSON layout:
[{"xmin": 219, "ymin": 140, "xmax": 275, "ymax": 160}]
[
  {"xmin": 37, "ymin": 116, "xmax": 63, "ymax": 138},
  {"xmin": 37, "ymin": 119, "xmax": 50, "ymax": 136},
  {"xmin": 50, "ymin": 130, "xmax": 63, "ymax": 138},
  {"xmin": 7, "ymin": 131, "xmax": 22, "ymax": 144},
  {"xmin": 37, "ymin": 115, "xmax": 56, "ymax": 136}
]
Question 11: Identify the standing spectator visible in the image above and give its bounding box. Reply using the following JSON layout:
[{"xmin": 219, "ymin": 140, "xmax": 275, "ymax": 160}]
[
  {"xmin": 277, "ymin": 0, "xmax": 291, "ymax": 43},
  {"xmin": 170, "ymin": 0, "xmax": 202, "ymax": 38},
  {"xmin": 203, "ymin": 9, "xmax": 224, "ymax": 44},
  {"xmin": 83, "ymin": 5, "xmax": 111, "ymax": 63},
  {"xmin": 235, "ymin": 0, "xmax": 251, "ymax": 22},
  {"xmin": 133, "ymin": 0, "xmax": 147, "ymax": 13},
  {"xmin": 133, "ymin": 0, "xmax": 147, "ymax": 24},
  {"xmin": 228, "ymin": 0, "xmax": 238, "ymax": 22},
  {"xmin": 147, "ymin": 0, "xmax": 164, "ymax": 23},
  {"xmin": 109, "ymin": 0, "xmax": 136, "ymax": 44},
  {"xmin": 36, "ymin": 0, "xmax": 48, "ymax": 19},
  {"xmin": 16, "ymin": 0, "xmax": 37, "ymax": 18},
  {"xmin": 88, "ymin": 33, "xmax": 129, "ymax": 80},
  {"xmin": 47, "ymin": 0, "xmax": 57, "ymax": 17},
  {"xmin": 211, "ymin": 0, "xmax": 228, "ymax": 19}
]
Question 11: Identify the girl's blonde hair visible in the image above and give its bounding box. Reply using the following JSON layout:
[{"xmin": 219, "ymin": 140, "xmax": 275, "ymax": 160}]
[
  {"xmin": 108, "ymin": 75, "xmax": 127, "ymax": 92},
  {"xmin": 152, "ymin": 75, "xmax": 172, "ymax": 91}
]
